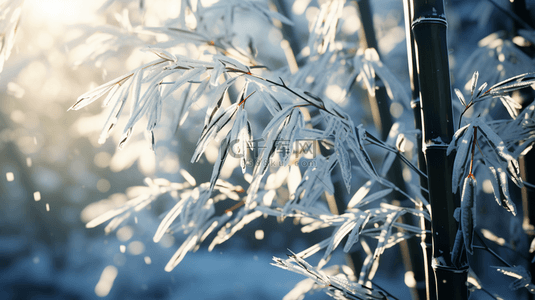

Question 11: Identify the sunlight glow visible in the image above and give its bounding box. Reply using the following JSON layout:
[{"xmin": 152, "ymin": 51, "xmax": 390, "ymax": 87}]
[
  {"xmin": 255, "ymin": 229, "xmax": 264, "ymax": 240},
  {"xmin": 292, "ymin": 0, "xmax": 312, "ymax": 15},
  {"xmin": 6, "ymin": 172, "xmax": 14, "ymax": 182},
  {"xmin": 116, "ymin": 226, "xmax": 134, "ymax": 242},
  {"xmin": 25, "ymin": 0, "xmax": 103, "ymax": 25},
  {"xmin": 128, "ymin": 241, "xmax": 145, "ymax": 255},
  {"xmin": 144, "ymin": 256, "xmax": 152, "ymax": 265},
  {"xmin": 94, "ymin": 265, "xmax": 118, "ymax": 297},
  {"xmin": 404, "ymin": 271, "xmax": 416, "ymax": 288}
]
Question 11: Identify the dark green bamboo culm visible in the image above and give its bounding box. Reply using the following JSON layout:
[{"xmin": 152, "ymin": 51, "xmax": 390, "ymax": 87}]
[
  {"xmin": 403, "ymin": 1, "xmax": 435, "ymax": 299},
  {"xmin": 409, "ymin": 0, "xmax": 468, "ymax": 299},
  {"xmin": 354, "ymin": 1, "xmax": 426, "ymax": 299}
]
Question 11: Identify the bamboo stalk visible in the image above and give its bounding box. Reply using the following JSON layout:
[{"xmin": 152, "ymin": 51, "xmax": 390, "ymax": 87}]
[
  {"xmin": 354, "ymin": 1, "xmax": 426, "ymax": 299},
  {"xmin": 512, "ymin": 0, "xmax": 533, "ymax": 32},
  {"xmin": 403, "ymin": 0, "xmax": 435, "ymax": 299},
  {"xmin": 410, "ymin": 0, "xmax": 468, "ymax": 299}
]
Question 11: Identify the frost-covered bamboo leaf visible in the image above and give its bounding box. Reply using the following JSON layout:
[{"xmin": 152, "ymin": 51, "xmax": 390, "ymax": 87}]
[
  {"xmin": 214, "ymin": 53, "xmax": 250, "ymax": 73},
  {"xmin": 250, "ymin": 106, "xmax": 297, "ymax": 186},
  {"xmin": 260, "ymin": 105, "xmax": 295, "ymax": 138},
  {"xmin": 143, "ymin": 47, "xmax": 176, "ymax": 62},
  {"xmin": 347, "ymin": 180, "xmax": 374, "ymax": 209},
  {"xmin": 484, "ymin": 157, "xmax": 516, "ymax": 215},
  {"xmin": 382, "ymin": 232, "xmax": 417, "ymax": 249},
  {"xmin": 161, "ymin": 67, "xmax": 206, "ymax": 100},
  {"xmin": 0, "ymin": 0, "xmax": 22, "ymax": 73},
  {"xmin": 201, "ymin": 78, "xmax": 238, "ymax": 133},
  {"xmin": 448, "ymin": 123, "xmax": 471, "ymax": 155},
  {"xmin": 285, "ymin": 155, "xmax": 337, "ymax": 212},
  {"xmin": 454, "ymin": 88, "xmax": 467, "ymax": 107},
  {"xmin": 336, "ymin": 131, "xmax": 352, "ymax": 193},
  {"xmin": 192, "ymin": 103, "xmax": 238, "ymax": 162},
  {"xmin": 305, "ymin": 0, "xmax": 344, "ymax": 56},
  {"xmin": 98, "ymin": 78, "xmax": 133, "ymax": 144},
  {"xmin": 323, "ymin": 217, "xmax": 359, "ymax": 263},
  {"xmin": 451, "ymin": 227, "xmax": 465, "ymax": 268},
  {"xmin": 250, "ymin": 82, "xmax": 282, "ymax": 115},
  {"xmin": 450, "ymin": 125, "xmax": 475, "ymax": 192},
  {"xmin": 272, "ymin": 252, "xmax": 387, "ymax": 300},
  {"xmin": 477, "ymin": 121, "xmax": 523, "ymax": 187},
  {"xmin": 69, "ymin": 72, "xmax": 134, "ymax": 111},
  {"xmin": 295, "ymin": 238, "xmax": 332, "ymax": 260},
  {"xmin": 210, "ymin": 60, "xmax": 225, "ymax": 86},
  {"xmin": 374, "ymin": 210, "xmax": 404, "ymax": 260},
  {"xmin": 209, "ymin": 210, "xmax": 263, "ymax": 250},
  {"xmin": 391, "ymin": 222, "xmax": 427, "ymax": 235},
  {"xmin": 493, "ymin": 265, "xmax": 535, "ymax": 293},
  {"xmin": 209, "ymin": 136, "xmax": 230, "ymax": 191},
  {"xmin": 279, "ymin": 108, "xmax": 304, "ymax": 166},
  {"xmin": 485, "ymin": 72, "xmax": 535, "ymax": 96},
  {"xmin": 470, "ymin": 71, "xmax": 479, "ymax": 101},
  {"xmin": 461, "ymin": 176, "xmax": 477, "ymax": 254},
  {"xmin": 179, "ymin": 78, "xmax": 211, "ymax": 126},
  {"xmin": 350, "ymin": 189, "xmax": 393, "ymax": 209},
  {"xmin": 164, "ymin": 229, "xmax": 199, "ymax": 272},
  {"xmin": 153, "ymin": 194, "xmax": 189, "ymax": 243},
  {"xmin": 86, "ymin": 189, "xmax": 159, "ymax": 229},
  {"xmin": 344, "ymin": 212, "xmax": 371, "ymax": 253},
  {"xmin": 476, "ymin": 82, "xmax": 488, "ymax": 99},
  {"xmin": 498, "ymin": 95, "xmax": 522, "ymax": 118},
  {"xmin": 364, "ymin": 131, "xmax": 427, "ymax": 180},
  {"xmin": 379, "ymin": 203, "xmax": 431, "ymax": 221},
  {"xmin": 347, "ymin": 125, "xmax": 380, "ymax": 181}
]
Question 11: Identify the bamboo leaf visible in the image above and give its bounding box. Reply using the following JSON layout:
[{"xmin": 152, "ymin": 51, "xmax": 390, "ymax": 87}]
[
  {"xmin": 347, "ymin": 125, "xmax": 380, "ymax": 181},
  {"xmin": 484, "ymin": 157, "xmax": 517, "ymax": 215},
  {"xmin": 451, "ymin": 125, "xmax": 475, "ymax": 192},
  {"xmin": 454, "ymin": 88, "xmax": 467, "ymax": 107},
  {"xmin": 209, "ymin": 136, "xmax": 231, "ymax": 191},
  {"xmin": 477, "ymin": 121, "xmax": 523, "ymax": 187},
  {"xmin": 344, "ymin": 212, "xmax": 371, "ymax": 252},
  {"xmin": 323, "ymin": 218, "xmax": 358, "ymax": 262},
  {"xmin": 351, "ymin": 188, "xmax": 393, "ymax": 209},
  {"xmin": 451, "ymin": 228, "xmax": 465, "ymax": 268},
  {"xmin": 498, "ymin": 95, "xmax": 522, "ymax": 118},
  {"xmin": 461, "ymin": 176, "xmax": 477, "ymax": 254},
  {"xmin": 470, "ymin": 71, "xmax": 479, "ymax": 102},
  {"xmin": 347, "ymin": 180, "xmax": 374, "ymax": 209},
  {"xmin": 192, "ymin": 103, "xmax": 238, "ymax": 163},
  {"xmin": 493, "ymin": 265, "xmax": 535, "ymax": 292},
  {"xmin": 374, "ymin": 210, "xmax": 404, "ymax": 260},
  {"xmin": 336, "ymin": 132, "xmax": 352, "ymax": 193}
]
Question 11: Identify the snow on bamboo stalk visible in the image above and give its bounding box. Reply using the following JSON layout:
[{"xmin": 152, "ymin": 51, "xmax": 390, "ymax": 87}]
[{"xmin": 410, "ymin": 0, "xmax": 468, "ymax": 299}]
